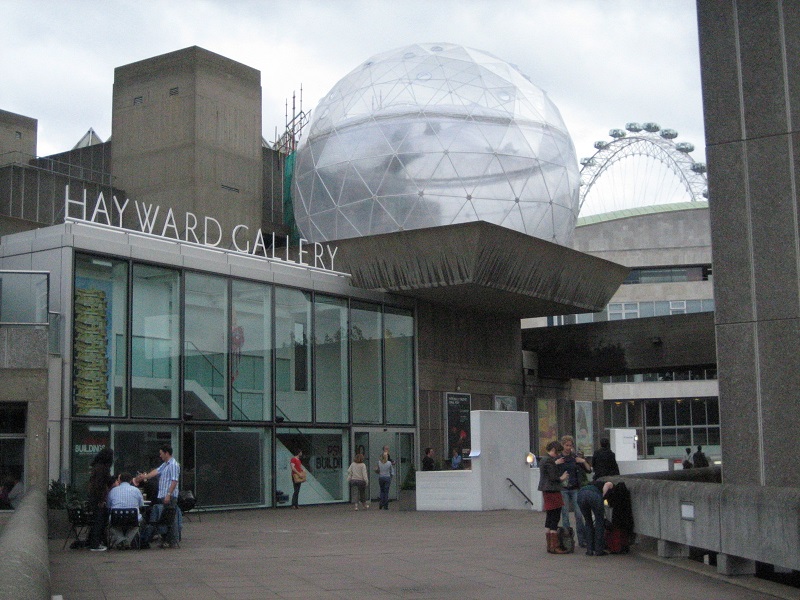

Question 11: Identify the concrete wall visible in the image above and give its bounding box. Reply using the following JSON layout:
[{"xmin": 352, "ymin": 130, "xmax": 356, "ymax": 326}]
[
  {"xmin": 416, "ymin": 411, "xmax": 534, "ymax": 511},
  {"xmin": 0, "ymin": 109, "xmax": 37, "ymax": 156},
  {"xmin": 0, "ymin": 326, "xmax": 49, "ymax": 495},
  {"xmin": 621, "ymin": 476, "xmax": 800, "ymax": 572},
  {"xmin": 112, "ymin": 46, "xmax": 263, "ymax": 239}
]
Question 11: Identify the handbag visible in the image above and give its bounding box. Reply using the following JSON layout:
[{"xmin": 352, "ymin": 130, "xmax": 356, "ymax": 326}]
[{"xmin": 292, "ymin": 470, "xmax": 306, "ymax": 483}]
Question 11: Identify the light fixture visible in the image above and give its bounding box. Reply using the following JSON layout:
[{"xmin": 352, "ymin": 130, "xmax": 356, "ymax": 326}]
[{"xmin": 526, "ymin": 452, "xmax": 537, "ymax": 468}]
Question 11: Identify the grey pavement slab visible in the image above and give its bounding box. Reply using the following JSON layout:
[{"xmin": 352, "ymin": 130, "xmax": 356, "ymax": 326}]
[{"xmin": 49, "ymin": 505, "xmax": 790, "ymax": 599}]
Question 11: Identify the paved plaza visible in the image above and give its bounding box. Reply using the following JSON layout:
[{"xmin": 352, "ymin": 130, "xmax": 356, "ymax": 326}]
[{"xmin": 50, "ymin": 504, "xmax": 791, "ymax": 600}]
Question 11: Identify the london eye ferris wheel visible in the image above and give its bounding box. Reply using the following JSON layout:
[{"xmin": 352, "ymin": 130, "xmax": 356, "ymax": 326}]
[{"xmin": 578, "ymin": 122, "xmax": 708, "ymax": 218}]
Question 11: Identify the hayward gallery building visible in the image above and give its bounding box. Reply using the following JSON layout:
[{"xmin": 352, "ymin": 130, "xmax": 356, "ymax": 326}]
[{"xmin": 0, "ymin": 44, "xmax": 628, "ymax": 509}]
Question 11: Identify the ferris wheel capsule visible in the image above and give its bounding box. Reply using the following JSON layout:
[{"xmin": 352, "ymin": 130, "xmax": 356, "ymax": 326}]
[
  {"xmin": 643, "ymin": 122, "xmax": 661, "ymax": 132},
  {"xmin": 609, "ymin": 128, "xmax": 627, "ymax": 138},
  {"xmin": 625, "ymin": 122, "xmax": 643, "ymax": 132},
  {"xmin": 660, "ymin": 129, "xmax": 678, "ymax": 139},
  {"xmin": 691, "ymin": 162, "xmax": 707, "ymax": 174},
  {"xmin": 580, "ymin": 157, "xmax": 595, "ymax": 166},
  {"xmin": 675, "ymin": 142, "xmax": 695, "ymax": 153},
  {"xmin": 594, "ymin": 140, "xmax": 609, "ymax": 150}
]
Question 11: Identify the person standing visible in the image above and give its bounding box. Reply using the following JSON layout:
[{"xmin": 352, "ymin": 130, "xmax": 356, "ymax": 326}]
[
  {"xmin": 682, "ymin": 447, "xmax": 693, "ymax": 469},
  {"xmin": 591, "ymin": 438, "xmax": 620, "ymax": 480},
  {"xmin": 87, "ymin": 448, "xmax": 115, "ymax": 552},
  {"xmin": 347, "ymin": 453, "xmax": 369, "ymax": 510},
  {"xmin": 421, "ymin": 447, "xmax": 435, "ymax": 471},
  {"xmin": 558, "ymin": 435, "xmax": 591, "ymax": 548},
  {"xmin": 106, "ymin": 472, "xmax": 144, "ymax": 549},
  {"xmin": 538, "ymin": 440, "xmax": 569, "ymax": 554},
  {"xmin": 693, "ymin": 445, "xmax": 710, "ymax": 468},
  {"xmin": 289, "ymin": 449, "xmax": 305, "ymax": 509},
  {"xmin": 376, "ymin": 452, "xmax": 393, "ymax": 509},
  {"xmin": 135, "ymin": 444, "xmax": 180, "ymax": 548}
]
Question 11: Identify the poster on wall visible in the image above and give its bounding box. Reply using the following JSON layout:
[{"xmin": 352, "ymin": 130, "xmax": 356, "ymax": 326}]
[
  {"xmin": 493, "ymin": 395, "xmax": 517, "ymax": 411},
  {"xmin": 575, "ymin": 401, "xmax": 594, "ymax": 456},
  {"xmin": 537, "ymin": 398, "xmax": 558, "ymax": 456},
  {"xmin": 446, "ymin": 392, "xmax": 471, "ymax": 458}
]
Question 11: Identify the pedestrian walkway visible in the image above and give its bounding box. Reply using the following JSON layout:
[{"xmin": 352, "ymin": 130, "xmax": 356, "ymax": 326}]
[{"xmin": 49, "ymin": 504, "xmax": 789, "ymax": 599}]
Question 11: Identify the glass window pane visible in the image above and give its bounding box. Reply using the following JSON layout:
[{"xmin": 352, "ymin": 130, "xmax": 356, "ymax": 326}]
[
  {"xmin": 708, "ymin": 427, "xmax": 720, "ymax": 445},
  {"xmin": 644, "ymin": 400, "xmax": 660, "ymax": 427},
  {"xmin": 232, "ymin": 281, "xmax": 272, "ymax": 421},
  {"xmin": 74, "ymin": 254, "xmax": 128, "ymax": 417},
  {"xmin": 314, "ymin": 295, "xmax": 348, "ymax": 423},
  {"xmin": 686, "ymin": 300, "xmax": 702, "ymax": 313},
  {"xmin": 676, "ymin": 398, "xmax": 691, "ymax": 425},
  {"xmin": 639, "ymin": 302, "xmax": 655, "ymax": 318},
  {"xmin": 70, "ymin": 422, "xmax": 180, "ymax": 500},
  {"xmin": 277, "ymin": 428, "xmax": 348, "ymax": 505},
  {"xmin": 275, "ymin": 287, "xmax": 312, "ymax": 422},
  {"xmin": 691, "ymin": 398, "xmax": 708, "ymax": 425},
  {"xmin": 707, "ymin": 397, "xmax": 719, "ymax": 424},
  {"xmin": 645, "ymin": 428, "xmax": 660, "ymax": 456},
  {"xmin": 385, "ymin": 307, "xmax": 414, "ymax": 425},
  {"xmin": 189, "ymin": 427, "xmax": 268, "ymax": 508},
  {"xmin": 351, "ymin": 302, "xmax": 383, "ymax": 424},
  {"xmin": 693, "ymin": 428, "xmax": 708, "ymax": 446},
  {"xmin": 184, "ymin": 273, "xmax": 228, "ymax": 420},
  {"xmin": 654, "ymin": 301, "xmax": 670, "ymax": 316},
  {"xmin": 131, "ymin": 264, "xmax": 180, "ymax": 418},
  {"xmin": 0, "ymin": 403, "xmax": 26, "ymax": 434},
  {"xmin": 661, "ymin": 399, "xmax": 676, "ymax": 426},
  {"xmin": 676, "ymin": 427, "xmax": 692, "ymax": 448}
]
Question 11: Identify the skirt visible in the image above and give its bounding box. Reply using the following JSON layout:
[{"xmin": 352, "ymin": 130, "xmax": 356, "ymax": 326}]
[{"xmin": 542, "ymin": 491, "xmax": 564, "ymax": 511}]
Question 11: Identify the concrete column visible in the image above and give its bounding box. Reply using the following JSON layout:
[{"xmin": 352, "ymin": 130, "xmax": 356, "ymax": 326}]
[
  {"xmin": 717, "ymin": 553, "xmax": 756, "ymax": 576},
  {"xmin": 657, "ymin": 539, "xmax": 689, "ymax": 558}
]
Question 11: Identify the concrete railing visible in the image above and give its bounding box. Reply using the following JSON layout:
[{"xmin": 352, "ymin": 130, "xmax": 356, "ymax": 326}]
[
  {"xmin": 616, "ymin": 473, "xmax": 800, "ymax": 575},
  {"xmin": 0, "ymin": 489, "xmax": 50, "ymax": 599}
]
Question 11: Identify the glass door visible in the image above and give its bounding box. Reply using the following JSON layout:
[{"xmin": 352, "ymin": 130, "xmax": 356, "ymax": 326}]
[{"xmin": 352, "ymin": 429, "xmax": 414, "ymax": 509}]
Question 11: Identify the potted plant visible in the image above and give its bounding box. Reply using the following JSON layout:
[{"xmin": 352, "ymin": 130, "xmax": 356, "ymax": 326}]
[{"xmin": 47, "ymin": 479, "xmax": 78, "ymax": 539}]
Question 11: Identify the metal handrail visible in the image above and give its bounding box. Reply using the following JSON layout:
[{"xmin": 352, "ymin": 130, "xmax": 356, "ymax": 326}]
[{"xmin": 506, "ymin": 477, "xmax": 534, "ymax": 506}]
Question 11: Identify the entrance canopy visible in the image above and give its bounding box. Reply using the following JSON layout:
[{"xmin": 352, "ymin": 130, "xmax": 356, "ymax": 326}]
[{"xmin": 327, "ymin": 221, "xmax": 628, "ymax": 318}]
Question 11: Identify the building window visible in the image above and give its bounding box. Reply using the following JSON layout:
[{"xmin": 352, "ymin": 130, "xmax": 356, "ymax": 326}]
[
  {"xmin": 184, "ymin": 273, "xmax": 228, "ymax": 421},
  {"xmin": 169, "ymin": 87, "xmax": 179, "ymax": 96},
  {"xmin": 133, "ymin": 96, "xmax": 143, "ymax": 106},
  {"xmin": 231, "ymin": 280, "xmax": 272, "ymax": 421},
  {"xmin": 73, "ymin": 255, "xmax": 129, "ymax": 417},
  {"xmin": 131, "ymin": 264, "xmax": 181, "ymax": 418},
  {"xmin": 0, "ymin": 403, "xmax": 26, "ymax": 510},
  {"xmin": 350, "ymin": 301, "xmax": 383, "ymax": 424},
  {"xmin": 277, "ymin": 428, "xmax": 348, "ymax": 505},
  {"xmin": 384, "ymin": 307, "xmax": 415, "ymax": 425},
  {"xmin": 275, "ymin": 287, "xmax": 312, "ymax": 422},
  {"xmin": 314, "ymin": 295, "xmax": 348, "ymax": 423},
  {"xmin": 14, "ymin": 131, "xmax": 22, "ymax": 139}
]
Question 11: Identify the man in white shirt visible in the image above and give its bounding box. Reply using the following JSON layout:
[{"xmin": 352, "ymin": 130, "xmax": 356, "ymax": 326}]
[{"xmin": 106, "ymin": 472, "xmax": 144, "ymax": 549}]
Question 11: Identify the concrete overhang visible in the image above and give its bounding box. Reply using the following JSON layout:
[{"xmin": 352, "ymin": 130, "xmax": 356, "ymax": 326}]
[
  {"xmin": 326, "ymin": 221, "xmax": 628, "ymax": 318},
  {"xmin": 522, "ymin": 311, "xmax": 717, "ymax": 379}
]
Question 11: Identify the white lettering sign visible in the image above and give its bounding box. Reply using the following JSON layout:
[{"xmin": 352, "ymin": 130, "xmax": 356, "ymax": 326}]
[{"xmin": 64, "ymin": 185, "xmax": 337, "ymax": 271}]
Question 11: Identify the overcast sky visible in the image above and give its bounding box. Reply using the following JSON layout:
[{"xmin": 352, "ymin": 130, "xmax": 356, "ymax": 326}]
[{"xmin": 3, "ymin": 0, "xmax": 705, "ymax": 165}]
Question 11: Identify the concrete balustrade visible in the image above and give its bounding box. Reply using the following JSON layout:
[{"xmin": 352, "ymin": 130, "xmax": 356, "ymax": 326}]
[
  {"xmin": 618, "ymin": 475, "xmax": 800, "ymax": 575},
  {"xmin": 0, "ymin": 489, "xmax": 50, "ymax": 599}
]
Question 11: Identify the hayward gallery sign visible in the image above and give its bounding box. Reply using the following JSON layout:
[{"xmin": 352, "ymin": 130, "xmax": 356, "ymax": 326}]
[{"xmin": 64, "ymin": 185, "xmax": 338, "ymax": 272}]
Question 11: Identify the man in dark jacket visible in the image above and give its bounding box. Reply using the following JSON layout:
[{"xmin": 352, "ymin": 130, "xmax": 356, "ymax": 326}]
[
  {"xmin": 591, "ymin": 438, "xmax": 620, "ymax": 480},
  {"xmin": 693, "ymin": 445, "xmax": 710, "ymax": 468}
]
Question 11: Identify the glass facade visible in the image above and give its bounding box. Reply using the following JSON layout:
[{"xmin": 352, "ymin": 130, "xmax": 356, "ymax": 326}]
[
  {"xmin": 70, "ymin": 252, "xmax": 416, "ymax": 508},
  {"xmin": 605, "ymin": 396, "xmax": 720, "ymax": 458}
]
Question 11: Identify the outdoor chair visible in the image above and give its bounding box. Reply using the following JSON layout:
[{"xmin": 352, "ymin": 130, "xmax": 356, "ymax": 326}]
[
  {"xmin": 107, "ymin": 507, "xmax": 141, "ymax": 549},
  {"xmin": 63, "ymin": 505, "xmax": 92, "ymax": 549}
]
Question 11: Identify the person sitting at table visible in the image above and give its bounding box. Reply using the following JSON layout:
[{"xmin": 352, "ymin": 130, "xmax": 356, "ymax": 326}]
[{"xmin": 106, "ymin": 472, "xmax": 144, "ymax": 550}]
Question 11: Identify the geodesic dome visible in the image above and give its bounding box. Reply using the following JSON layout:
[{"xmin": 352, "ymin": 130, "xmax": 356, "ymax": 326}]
[{"xmin": 292, "ymin": 42, "xmax": 580, "ymax": 245}]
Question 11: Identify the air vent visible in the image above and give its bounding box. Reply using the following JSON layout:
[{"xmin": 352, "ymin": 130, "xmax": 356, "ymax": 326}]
[
  {"xmin": 221, "ymin": 184, "xmax": 240, "ymax": 193},
  {"xmin": 169, "ymin": 87, "xmax": 179, "ymax": 96},
  {"xmin": 133, "ymin": 96, "xmax": 143, "ymax": 106}
]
